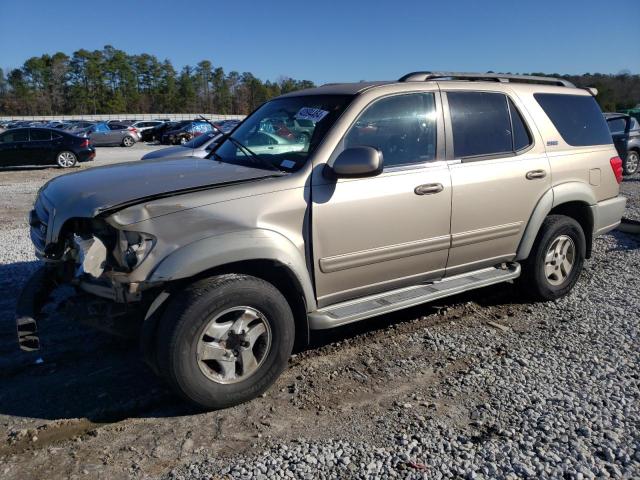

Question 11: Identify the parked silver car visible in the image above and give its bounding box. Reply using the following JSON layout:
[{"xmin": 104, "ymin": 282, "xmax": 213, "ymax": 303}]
[
  {"xmin": 141, "ymin": 131, "xmax": 222, "ymax": 160},
  {"xmin": 80, "ymin": 122, "xmax": 139, "ymax": 147}
]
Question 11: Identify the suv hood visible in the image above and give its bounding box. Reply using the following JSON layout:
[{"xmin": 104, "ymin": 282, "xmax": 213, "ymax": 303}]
[{"xmin": 41, "ymin": 157, "xmax": 279, "ymax": 230}]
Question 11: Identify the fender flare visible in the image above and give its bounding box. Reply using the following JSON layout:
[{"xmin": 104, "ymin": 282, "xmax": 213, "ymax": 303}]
[
  {"xmin": 147, "ymin": 228, "xmax": 317, "ymax": 311},
  {"xmin": 516, "ymin": 182, "xmax": 596, "ymax": 261}
]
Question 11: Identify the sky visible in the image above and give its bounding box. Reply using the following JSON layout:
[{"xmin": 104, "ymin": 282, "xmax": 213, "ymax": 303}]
[{"xmin": 1, "ymin": 0, "xmax": 638, "ymax": 85}]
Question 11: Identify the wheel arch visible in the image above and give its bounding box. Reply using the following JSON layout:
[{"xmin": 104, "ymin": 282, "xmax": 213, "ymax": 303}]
[
  {"xmin": 517, "ymin": 184, "xmax": 596, "ymax": 261},
  {"xmin": 143, "ymin": 229, "xmax": 315, "ymax": 358}
]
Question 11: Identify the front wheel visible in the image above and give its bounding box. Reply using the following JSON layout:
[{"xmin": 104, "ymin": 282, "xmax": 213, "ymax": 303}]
[
  {"xmin": 122, "ymin": 136, "xmax": 135, "ymax": 147},
  {"xmin": 56, "ymin": 151, "xmax": 77, "ymax": 168},
  {"xmin": 520, "ymin": 215, "xmax": 586, "ymax": 301},
  {"xmin": 624, "ymin": 150, "xmax": 639, "ymax": 176},
  {"xmin": 156, "ymin": 274, "xmax": 295, "ymax": 410}
]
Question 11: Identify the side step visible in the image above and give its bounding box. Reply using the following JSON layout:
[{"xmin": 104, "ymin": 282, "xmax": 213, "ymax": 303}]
[{"xmin": 308, "ymin": 264, "xmax": 521, "ymax": 330}]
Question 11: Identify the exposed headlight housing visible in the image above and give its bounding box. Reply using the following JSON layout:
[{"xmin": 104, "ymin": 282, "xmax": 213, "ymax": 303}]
[{"xmin": 117, "ymin": 231, "xmax": 156, "ymax": 270}]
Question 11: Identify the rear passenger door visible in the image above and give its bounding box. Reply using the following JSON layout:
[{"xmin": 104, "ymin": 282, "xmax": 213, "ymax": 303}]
[
  {"xmin": 443, "ymin": 90, "xmax": 551, "ymax": 276},
  {"xmin": 25, "ymin": 129, "xmax": 53, "ymax": 164}
]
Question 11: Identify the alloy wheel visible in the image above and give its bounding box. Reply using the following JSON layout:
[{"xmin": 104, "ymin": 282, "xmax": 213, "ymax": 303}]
[
  {"xmin": 544, "ymin": 234, "xmax": 576, "ymax": 286},
  {"xmin": 57, "ymin": 152, "xmax": 76, "ymax": 168},
  {"xmin": 626, "ymin": 151, "xmax": 639, "ymax": 175},
  {"xmin": 196, "ymin": 307, "xmax": 272, "ymax": 384}
]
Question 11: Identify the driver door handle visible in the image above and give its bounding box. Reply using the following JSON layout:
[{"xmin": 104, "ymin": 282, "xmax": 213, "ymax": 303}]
[
  {"xmin": 526, "ymin": 169, "xmax": 547, "ymax": 180},
  {"xmin": 414, "ymin": 183, "xmax": 444, "ymax": 195}
]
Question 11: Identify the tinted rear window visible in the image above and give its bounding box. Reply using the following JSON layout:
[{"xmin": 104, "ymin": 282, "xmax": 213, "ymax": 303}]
[
  {"xmin": 534, "ymin": 93, "xmax": 612, "ymax": 146},
  {"xmin": 448, "ymin": 92, "xmax": 513, "ymax": 158},
  {"xmin": 30, "ymin": 129, "xmax": 52, "ymax": 141}
]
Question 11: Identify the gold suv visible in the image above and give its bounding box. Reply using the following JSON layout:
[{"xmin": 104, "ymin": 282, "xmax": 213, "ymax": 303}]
[{"xmin": 18, "ymin": 72, "xmax": 626, "ymax": 409}]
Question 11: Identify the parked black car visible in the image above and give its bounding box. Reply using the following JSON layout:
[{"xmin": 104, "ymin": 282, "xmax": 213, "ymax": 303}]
[
  {"xmin": 0, "ymin": 127, "xmax": 96, "ymax": 168},
  {"xmin": 606, "ymin": 113, "xmax": 640, "ymax": 175},
  {"xmin": 142, "ymin": 121, "xmax": 185, "ymax": 142}
]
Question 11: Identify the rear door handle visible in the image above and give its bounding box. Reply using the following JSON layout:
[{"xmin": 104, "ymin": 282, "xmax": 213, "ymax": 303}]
[
  {"xmin": 526, "ymin": 169, "xmax": 547, "ymax": 180},
  {"xmin": 414, "ymin": 183, "xmax": 444, "ymax": 195}
]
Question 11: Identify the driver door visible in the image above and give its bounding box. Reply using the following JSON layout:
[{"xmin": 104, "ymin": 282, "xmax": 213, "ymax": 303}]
[{"xmin": 311, "ymin": 91, "xmax": 452, "ymax": 307}]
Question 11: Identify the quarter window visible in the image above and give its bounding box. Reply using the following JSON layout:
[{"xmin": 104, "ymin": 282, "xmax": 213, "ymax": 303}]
[
  {"xmin": 344, "ymin": 93, "xmax": 437, "ymax": 168},
  {"xmin": 534, "ymin": 93, "xmax": 612, "ymax": 146},
  {"xmin": 509, "ymin": 98, "xmax": 532, "ymax": 151}
]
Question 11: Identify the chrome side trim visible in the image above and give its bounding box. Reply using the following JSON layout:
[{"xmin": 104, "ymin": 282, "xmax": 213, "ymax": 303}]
[
  {"xmin": 319, "ymin": 235, "xmax": 450, "ymax": 274},
  {"xmin": 309, "ymin": 264, "xmax": 521, "ymax": 330},
  {"xmin": 451, "ymin": 222, "xmax": 523, "ymax": 248}
]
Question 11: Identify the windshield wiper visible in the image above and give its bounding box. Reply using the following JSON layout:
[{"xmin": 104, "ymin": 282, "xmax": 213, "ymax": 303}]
[{"xmin": 226, "ymin": 135, "xmax": 282, "ymax": 172}]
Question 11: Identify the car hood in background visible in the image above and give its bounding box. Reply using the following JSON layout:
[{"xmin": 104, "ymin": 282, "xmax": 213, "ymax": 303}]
[
  {"xmin": 41, "ymin": 157, "xmax": 281, "ymax": 239},
  {"xmin": 141, "ymin": 146, "xmax": 195, "ymax": 160}
]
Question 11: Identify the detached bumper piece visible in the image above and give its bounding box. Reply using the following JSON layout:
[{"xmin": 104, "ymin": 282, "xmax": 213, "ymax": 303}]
[
  {"xmin": 618, "ymin": 217, "xmax": 640, "ymax": 235},
  {"xmin": 15, "ymin": 267, "xmax": 57, "ymax": 352}
]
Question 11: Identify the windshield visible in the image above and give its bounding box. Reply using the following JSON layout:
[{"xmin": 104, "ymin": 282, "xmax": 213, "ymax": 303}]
[
  {"xmin": 211, "ymin": 94, "xmax": 352, "ymax": 172},
  {"xmin": 184, "ymin": 131, "xmax": 218, "ymax": 148}
]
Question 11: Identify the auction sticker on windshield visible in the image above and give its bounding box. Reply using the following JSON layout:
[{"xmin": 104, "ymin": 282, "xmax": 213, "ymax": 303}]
[{"xmin": 295, "ymin": 107, "xmax": 329, "ymax": 123}]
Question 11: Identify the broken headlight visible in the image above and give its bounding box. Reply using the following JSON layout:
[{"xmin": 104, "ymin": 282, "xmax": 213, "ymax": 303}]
[{"xmin": 117, "ymin": 231, "xmax": 156, "ymax": 270}]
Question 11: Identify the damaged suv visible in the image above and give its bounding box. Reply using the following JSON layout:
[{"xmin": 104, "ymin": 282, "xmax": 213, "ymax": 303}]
[{"xmin": 18, "ymin": 72, "xmax": 626, "ymax": 409}]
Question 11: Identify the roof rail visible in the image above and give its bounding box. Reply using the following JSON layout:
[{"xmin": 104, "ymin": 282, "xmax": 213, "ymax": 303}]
[{"xmin": 398, "ymin": 71, "xmax": 575, "ymax": 88}]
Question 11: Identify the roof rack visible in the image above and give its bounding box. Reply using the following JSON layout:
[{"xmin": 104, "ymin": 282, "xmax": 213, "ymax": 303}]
[{"xmin": 398, "ymin": 71, "xmax": 575, "ymax": 88}]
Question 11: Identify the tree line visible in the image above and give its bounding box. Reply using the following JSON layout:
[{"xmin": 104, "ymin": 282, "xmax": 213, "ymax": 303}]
[
  {"xmin": 0, "ymin": 46, "xmax": 316, "ymax": 116},
  {"xmin": 0, "ymin": 46, "xmax": 638, "ymax": 116}
]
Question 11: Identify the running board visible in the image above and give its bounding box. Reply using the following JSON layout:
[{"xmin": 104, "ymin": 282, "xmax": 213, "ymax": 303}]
[{"xmin": 308, "ymin": 264, "xmax": 521, "ymax": 330}]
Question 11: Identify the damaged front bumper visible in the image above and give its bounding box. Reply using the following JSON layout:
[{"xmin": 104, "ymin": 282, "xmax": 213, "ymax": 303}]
[
  {"xmin": 15, "ymin": 267, "xmax": 57, "ymax": 351},
  {"xmin": 16, "ymin": 263, "xmax": 159, "ymax": 352}
]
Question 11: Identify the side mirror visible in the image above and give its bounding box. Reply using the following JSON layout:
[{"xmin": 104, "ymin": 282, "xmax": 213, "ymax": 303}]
[{"xmin": 330, "ymin": 146, "xmax": 383, "ymax": 178}]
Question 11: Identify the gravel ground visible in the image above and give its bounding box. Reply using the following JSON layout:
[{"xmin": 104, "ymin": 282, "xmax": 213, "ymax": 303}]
[{"xmin": 0, "ymin": 158, "xmax": 638, "ymax": 480}]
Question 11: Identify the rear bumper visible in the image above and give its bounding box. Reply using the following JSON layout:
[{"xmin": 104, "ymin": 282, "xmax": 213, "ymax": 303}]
[
  {"xmin": 592, "ymin": 195, "xmax": 627, "ymax": 236},
  {"xmin": 78, "ymin": 147, "xmax": 96, "ymax": 162}
]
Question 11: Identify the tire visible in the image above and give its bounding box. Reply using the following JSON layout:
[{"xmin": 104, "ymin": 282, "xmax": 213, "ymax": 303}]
[
  {"xmin": 56, "ymin": 150, "xmax": 77, "ymax": 168},
  {"xmin": 520, "ymin": 215, "xmax": 586, "ymax": 301},
  {"xmin": 122, "ymin": 136, "xmax": 135, "ymax": 147},
  {"xmin": 179, "ymin": 136, "xmax": 188, "ymax": 145},
  {"xmin": 156, "ymin": 274, "xmax": 295, "ymax": 410},
  {"xmin": 624, "ymin": 150, "xmax": 639, "ymax": 176}
]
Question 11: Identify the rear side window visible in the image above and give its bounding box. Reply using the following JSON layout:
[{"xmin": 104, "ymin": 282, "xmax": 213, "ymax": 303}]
[
  {"xmin": 449, "ymin": 92, "xmax": 513, "ymax": 158},
  {"xmin": 30, "ymin": 129, "xmax": 52, "ymax": 141},
  {"xmin": 607, "ymin": 118, "xmax": 627, "ymax": 134},
  {"xmin": 534, "ymin": 93, "xmax": 612, "ymax": 146}
]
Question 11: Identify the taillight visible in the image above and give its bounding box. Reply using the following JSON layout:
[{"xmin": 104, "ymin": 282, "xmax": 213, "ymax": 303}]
[
  {"xmin": 128, "ymin": 127, "xmax": 137, "ymax": 133},
  {"xmin": 80, "ymin": 139, "xmax": 89, "ymax": 148},
  {"xmin": 610, "ymin": 156, "xmax": 623, "ymax": 184}
]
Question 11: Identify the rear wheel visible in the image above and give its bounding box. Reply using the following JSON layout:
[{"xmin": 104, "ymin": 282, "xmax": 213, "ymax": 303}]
[
  {"xmin": 122, "ymin": 136, "xmax": 135, "ymax": 147},
  {"xmin": 624, "ymin": 150, "xmax": 639, "ymax": 175},
  {"xmin": 56, "ymin": 151, "xmax": 77, "ymax": 168},
  {"xmin": 520, "ymin": 215, "xmax": 585, "ymax": 301},
  {"xmin": 156, "ymin": 274, "xmax": 295, "ymax": 410}
]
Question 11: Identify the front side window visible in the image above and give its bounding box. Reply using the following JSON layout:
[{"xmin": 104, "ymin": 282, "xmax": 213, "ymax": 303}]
[
  {"xmin": 343, "ymin": 93, "xmax": 437, "ymax": 168},
  {"xmin": 0, "ymin": 129, "xmax": 29, "ymax": 142},
  {"xmin": 212, "ymin": 94, "xmax": 352, "ymax": 172},
  {"xmin": 534, "ymin": 93, "xmax": 612, "ymax": 146}
]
